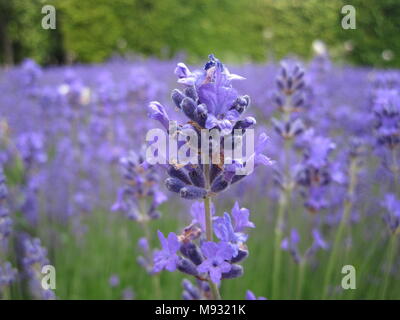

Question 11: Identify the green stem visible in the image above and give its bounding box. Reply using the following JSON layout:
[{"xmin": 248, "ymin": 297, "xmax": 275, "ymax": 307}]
[
  {"xmin": 203, "ymin": 164, "xmax": 221, "ymax": 300},
  {"xmin": 272, "ymin": 139, "xmax": 291, "ymax": 299},
  {"xmin": 296, "ymin": 261, "xmax": 306, "ymax": 299},
  {"xmin": 380, "ymin": 234, "xmax": 397, "ymax": 299},
  {"xmin": 204, "ymin": 195, "xmax": 213, "ymax": 243},
  {"xmin": 139, "ymin": 199, "xmax": 161, "ymax": 299},
  {"xmin": 322, "ymin": 158, "xmax": 358, "ymax": 299}
]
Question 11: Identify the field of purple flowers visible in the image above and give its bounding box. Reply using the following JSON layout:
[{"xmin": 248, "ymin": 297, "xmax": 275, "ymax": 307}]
[{"xmin": 0, "ymin": 53, "xmax": 399, "ymax": 300}]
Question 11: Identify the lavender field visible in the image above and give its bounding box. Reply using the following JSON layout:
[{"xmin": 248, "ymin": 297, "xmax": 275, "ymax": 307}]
[{"xmin": 0, "ymin": 53, "xmax": 399, "ymax": 300}]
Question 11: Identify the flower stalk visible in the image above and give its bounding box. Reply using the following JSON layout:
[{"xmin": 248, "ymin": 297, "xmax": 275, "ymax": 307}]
[{"xmin": 322, "ymin": 157, "xmax": 358, "ymax": 299}]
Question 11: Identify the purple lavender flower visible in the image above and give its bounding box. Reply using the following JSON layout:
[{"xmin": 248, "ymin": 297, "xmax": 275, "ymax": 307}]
[
  {"xmin": 245, "ymin": 290, "xmax": 267, "ymax": 300},
  {"xmin": 296, "ymin": 129, "xmax": 337, "ymax": 213},
  {"xmin": 197, "ymin": 241, "xmax": 235, "ymax": 285},
  {"xmin": 148, "ymin": 55, "xmax": 272, "ymax": 200},
  {"xmin": 22, "ymin": 237, "xmax": 49, "ymax": 273},
  {"xmin": 231, "ymin": 201, "xmax": 255, "ymax": 232},
  {"xmin": 153, "ymin": 230, "xmax": 181, "ymax": 273},
  {"xmin": 109, "ymin": 274, "xmax": 120, "ymax": 287},
  {"xmin": 112, "ymin": 149, "xmax": 166, "ymax": 221},
  {"xmin": 373, "ymin": 89, "xmax": 400, "ymax": 148},
  {"xmin": 382, "ymin": 194, "xmax": 400, "ymax": 233},
  {"xmin": 182, "ymin": 279, "xmax": 201, "ymax": 300},
  {"xmin": 271, "ymin": 60, "xmax": 307, "ymax": 139},
  {"xmin": 311, "ymin": 229, "xmax": 328, "ymax": 250},
  {"xmin": 0, "ymin": 167, "xmax": 12, "ymax": 248},
  {"xmin": 282, "ymin": 228, "xmax": 327, "ymax": 263},
  {"xmin": 281, "ymin": 229, "xmax": 301, "ymax": 264},
  {"xmin": 122, "ymin": 287, "xmax": 135, "ymax": 300},
  {"xmin": 22, "ymin": 237, "xmax": 56, "ymax": 299},
  {"xmin": 0, "ymin": 262, "xmax": 17, "ymax": 288},
  {"xmin": 212, "ymin": 202, "xmax": 254, "ymax": 256},
  {"xmin": 137, "ymin": 237, "xmax": 154, "ymax": 274}
]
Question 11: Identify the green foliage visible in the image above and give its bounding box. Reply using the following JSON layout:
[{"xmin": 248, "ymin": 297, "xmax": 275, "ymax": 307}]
[
  {"xmin": 337, "ymin": 0, "xmax": 400, "ymax": 68},
  {"xmin": 0, "ymin": 0, "xmax": 62, "ymax": 64},
  {"xmin": 1, "ymin": 0, "xmax": 399, "ymax": 67}
]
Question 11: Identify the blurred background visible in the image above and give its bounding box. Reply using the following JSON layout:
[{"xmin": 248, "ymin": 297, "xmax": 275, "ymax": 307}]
[{"xmin": 0, "ymin": 0, "xmax": 399, "ymax": 67}]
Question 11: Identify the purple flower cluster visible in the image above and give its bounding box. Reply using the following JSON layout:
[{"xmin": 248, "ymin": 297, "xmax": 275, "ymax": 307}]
[
  {"xmin": 271, "ymin": 61, "xmax": 306, "ymax": 140},
  {"xmin": 0, "ymin": 167, "xmax": 12, "ymax": 248},
  {"xmin": 281, "ymin": 228, "xmax": 328, "ymax": 264},
  {"xmin": 0, "ymin": 262, "xmax": 17, "ymax": 290},
  {"xmin": 0, "ymin": 166, "xmax": 17, "ymax": 297},
  {"xmin": 153, "ymin": 202, "xmax": 254, "ymax": 297},
  {"xmin": 296, "ymin": 129, "xmax": 338, "ymax": 213},
  {"xmin": 382, "ymin": 194, "xmax": 400, "ymax": 234},
  {"xmin": 373, "ymin": 89, "xmax": 400, "ymax": 149},
  {"xmin": 112, "ymin": 149, "xmax": 166, "ymax": 221},
  {"xmin": 22, "ymin": 237, "xmax": 56, "ymax": 300},
  {"xmin": 148, "ymin": 55, "xmax": 272, "ymax": 200}
]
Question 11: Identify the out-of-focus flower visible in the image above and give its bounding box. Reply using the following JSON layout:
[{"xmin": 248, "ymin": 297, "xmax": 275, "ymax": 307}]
[
  {"xmin": 373, "ymin": 89, "xmax": 400, "ymax": 149},
  {"xmin": 245, "ymin": 290, "xmax": 267, "ymax": 300},
  {"xmin": 382, "ymin": 194, "xmax": 400, "ymax": 233},
  {"xmin": 112, "ymin": 149, "xmax": 166, "ymax": 221},
  {"xmin": 0, "ymin": 262, "xmax": 17, "ymax": 288},
  {"xmin": 109, "ymin": 274, "xmax": 120, "ymax": 287}
]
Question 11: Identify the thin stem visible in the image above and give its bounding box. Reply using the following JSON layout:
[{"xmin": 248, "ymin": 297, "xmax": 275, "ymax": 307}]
[
  {"xmin": 272, "ymin": 138, "xmax": 291, "ymax": 299},
  {"xmin": 204, "ymin": 195, "xmax": 213, "ymax": 242},
  {"xmin": 322, "ymin": 158, "xmax": 358, "ymax": 299},
  {"xmin": 203, "ymin": 164, "xmax": 221, "ymax": 300},
  {"xmin": 296, "ymin": 260, "xmax": 306, "ymax": 299},
  {"xmin": 380, "ymin": 234, "xmax": 397, "ymax": 299},
  {"xmin": 139, "ymin": 198, "xmax": 161, "ymax": 299}
]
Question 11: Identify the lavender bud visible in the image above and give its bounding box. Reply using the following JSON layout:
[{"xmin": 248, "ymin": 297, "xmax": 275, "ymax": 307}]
[
  {"xmin": 276, "ymin": 78, "xmax": 284, "ymax": 91},
  {"xmin": 180, "ymin": 186, "xmax": 207, "ymax": 199},
  {"xmin": 182, "ymin": 291, "xmax": 192, "ymax": 300},
  {"xmin": 287, "ymin": 77, "xmax": 293, "ymax": 90},
  {"xmin": 209, "ymin": 164, "xmax": 222, "ymax": 183},
  {"xmin": 198, "ymin": 279, "xmax": 210, "ymax": 292},
  {"xmin": 288, "ymin": 118, "xmax": 305, "ymax": 137},
  {"xmin": 167, "ymin": 166, "xmax": 192, "ymax": 185},
  {"xmin": 231, "ymin": 248, "xmax": 248, "ymax": 263},
  {"xmin": 180, "ymin": 242, "xmax": 203, "ymax": 265},
  {"xmin": 165, "ymin": 177, "xmax": 187, "ymax": 193},
  {"xmin": 137, "ymin": 256, "xmax": 148, "ymax": 269},
  {"xmin": 177, "ymin": 258, "xmax": 199, "ymax": 276},
  {"xmin": 188, "ymin": 166, "xmax": 205, "ymax": 188},
  {"xmin": 231, "ymin": 95, "xmax": 250, "ymax": 114},
  {"xmin": 137, "ymin": 237, "xmax": 149, "ymax": 253},
  {"xmin": 182, "ymin": 279, "xmax": 201, "ymax": 300},
  {"xmin": 211, "ymin": 175, "xmax": 229, "ymax": 193},
  {"xmin": 171, "ymin": 89, "xmax": 185, "ymax": 109},
  {"xmin": 184, "ymin": 86, "xmax": 198, "ymax": 102},
  {"xmin": 222, "ymin": 264, "xmax": 243, "ymax": 279},
  {"xmin": 233, "ymin": 116, "xmax": 256, "ymax": 130},
  {"xmin": 181, "ymin": 97, "xmax": 197, "ymax": 121},
  {"xmin": 273, "ymin": 94, "xmax": 284, "ymax": 107},
  {"xmin": 295, "ymin": 81, "xmax": 305, "ymax": 91},
  {"xmin": 195, "ymin": 104, "xmax": 208, "ymax": 127}
]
